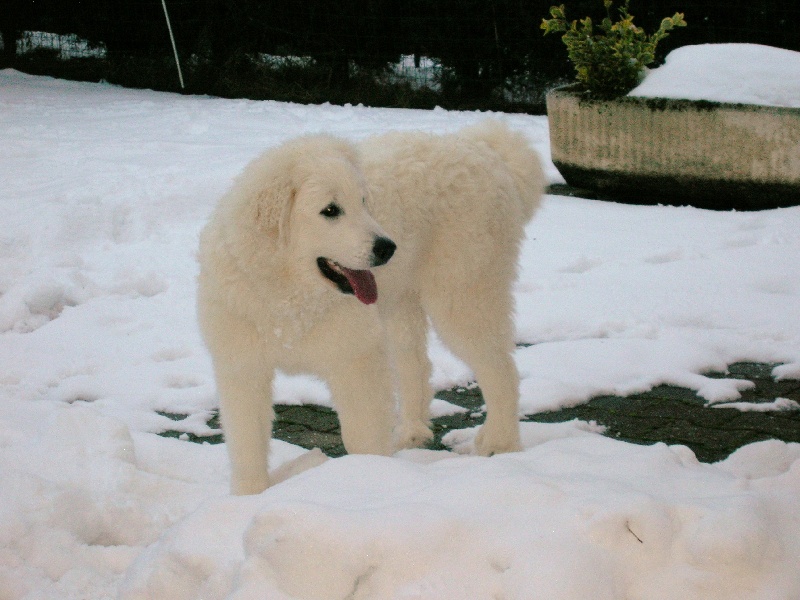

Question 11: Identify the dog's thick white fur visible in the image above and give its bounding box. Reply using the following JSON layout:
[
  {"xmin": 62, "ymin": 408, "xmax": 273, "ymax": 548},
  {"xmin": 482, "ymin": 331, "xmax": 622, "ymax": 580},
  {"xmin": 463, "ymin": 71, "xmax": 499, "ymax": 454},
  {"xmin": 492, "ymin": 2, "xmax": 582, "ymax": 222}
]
[{"xmin": 198, "ymin": 121, "xmax": 544, "ymax": 495}]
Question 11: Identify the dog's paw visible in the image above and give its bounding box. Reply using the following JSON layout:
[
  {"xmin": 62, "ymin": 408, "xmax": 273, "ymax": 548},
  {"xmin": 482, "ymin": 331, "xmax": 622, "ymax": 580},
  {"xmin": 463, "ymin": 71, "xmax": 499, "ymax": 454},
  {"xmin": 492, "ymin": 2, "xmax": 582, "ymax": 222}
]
[
  {"xmin": 231, "ymin": 473, "xmax": 270, "ymax": 496},
  {"xmin": 474, "ymin": 422, "xmax": 522, "ymax": 456},
  {"xmin": 394, "ymin": 421, "xmax": 434, "ymax": 450}
]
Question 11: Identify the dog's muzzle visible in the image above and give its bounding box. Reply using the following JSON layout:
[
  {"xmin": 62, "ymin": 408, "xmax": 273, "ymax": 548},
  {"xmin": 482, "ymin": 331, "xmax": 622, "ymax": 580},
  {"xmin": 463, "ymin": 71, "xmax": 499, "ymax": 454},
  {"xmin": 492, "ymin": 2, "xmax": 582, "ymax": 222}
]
[{"xmin": 317, "ymin": 236, "xmax": 396, "ymax": 305}]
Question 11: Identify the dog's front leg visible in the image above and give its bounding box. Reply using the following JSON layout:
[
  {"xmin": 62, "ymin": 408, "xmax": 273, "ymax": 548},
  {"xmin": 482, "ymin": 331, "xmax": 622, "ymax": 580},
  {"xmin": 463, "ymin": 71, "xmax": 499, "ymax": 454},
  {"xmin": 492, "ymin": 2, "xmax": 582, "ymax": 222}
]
[
  {"xmin": 327, "ymin": 348, "xmax": 394, "ymax": 457},
  {"xmin": 202, "ymin": 307, "xmax": 274, "ymax": 495},
  {"xmin": 381, "ymin": 299, "xmax": 434, "ymax": 449},
  {"xmin": 218, "ymin": 367, "xmax": 274, "ymax": 495}
]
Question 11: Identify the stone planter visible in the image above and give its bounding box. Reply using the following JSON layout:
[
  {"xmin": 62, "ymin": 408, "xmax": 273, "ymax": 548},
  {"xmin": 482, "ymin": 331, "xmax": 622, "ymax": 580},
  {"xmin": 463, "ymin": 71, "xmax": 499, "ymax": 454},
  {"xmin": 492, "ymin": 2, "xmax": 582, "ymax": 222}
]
[{"xmin": 546, "ymin": 85, "xmax": 800, "ymax": 210}]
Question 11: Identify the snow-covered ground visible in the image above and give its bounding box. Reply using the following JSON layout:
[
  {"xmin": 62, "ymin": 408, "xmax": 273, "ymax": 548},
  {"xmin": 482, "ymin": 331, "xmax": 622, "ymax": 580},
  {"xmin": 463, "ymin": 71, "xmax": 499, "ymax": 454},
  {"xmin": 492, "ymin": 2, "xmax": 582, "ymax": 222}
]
[{"xmin": 1, "ymin": 42, "xmax": 799, "ymax": 600}]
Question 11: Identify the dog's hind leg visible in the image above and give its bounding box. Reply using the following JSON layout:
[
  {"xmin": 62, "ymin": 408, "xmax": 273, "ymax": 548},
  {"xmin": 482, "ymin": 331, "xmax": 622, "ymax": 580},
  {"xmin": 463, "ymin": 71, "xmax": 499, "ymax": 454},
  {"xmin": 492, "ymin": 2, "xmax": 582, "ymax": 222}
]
[
  {"xmin": 424, "ymin": 285, "xmax": 522, "ymax": 456},
  {"xmin": 470, "ymin": 350, "xmax": 522, "ymax": 455},
  {"xmin": 382, "ymin": 297, "xmax": 434, "ymax": 449},
  {"xmin": 326, "ymin": 347, "xmax": 395, "ymax": 457}
]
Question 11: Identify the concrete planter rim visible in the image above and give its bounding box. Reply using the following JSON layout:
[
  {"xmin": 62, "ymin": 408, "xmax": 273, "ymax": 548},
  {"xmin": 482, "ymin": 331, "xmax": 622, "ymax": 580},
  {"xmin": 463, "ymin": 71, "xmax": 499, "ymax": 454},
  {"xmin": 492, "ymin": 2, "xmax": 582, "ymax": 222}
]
[{"xmin": 547, "ymin": 83, "xmax": 800, "ymax": 116}]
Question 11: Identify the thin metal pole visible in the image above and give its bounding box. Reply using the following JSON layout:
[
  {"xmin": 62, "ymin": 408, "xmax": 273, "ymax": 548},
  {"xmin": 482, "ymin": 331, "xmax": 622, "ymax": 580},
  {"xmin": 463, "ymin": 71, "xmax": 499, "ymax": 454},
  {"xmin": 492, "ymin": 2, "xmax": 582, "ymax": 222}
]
[{"xmin": 161, "ymin": 0, "xmax": 185, "ymax": 89}]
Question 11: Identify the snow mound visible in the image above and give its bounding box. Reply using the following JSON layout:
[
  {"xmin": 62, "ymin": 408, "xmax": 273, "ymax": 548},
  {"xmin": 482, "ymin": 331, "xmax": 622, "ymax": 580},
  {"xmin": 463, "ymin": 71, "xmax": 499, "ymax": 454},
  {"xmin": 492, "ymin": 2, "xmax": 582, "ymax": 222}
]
[
  {"xmin": 630, "ymin": 43, "xmax": 800, "ymax": 107},
  {"xmin": 120, "ymin": 438, "xmax": 800, "ymax": 600}
]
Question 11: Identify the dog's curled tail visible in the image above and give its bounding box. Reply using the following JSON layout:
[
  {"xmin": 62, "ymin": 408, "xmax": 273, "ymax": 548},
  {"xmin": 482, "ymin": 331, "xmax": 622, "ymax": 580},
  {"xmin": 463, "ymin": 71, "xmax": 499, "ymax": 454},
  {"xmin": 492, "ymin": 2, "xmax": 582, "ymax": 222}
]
[{"xmin": 460, "ymin": 120, "xmax": 545, "ymax": 222}]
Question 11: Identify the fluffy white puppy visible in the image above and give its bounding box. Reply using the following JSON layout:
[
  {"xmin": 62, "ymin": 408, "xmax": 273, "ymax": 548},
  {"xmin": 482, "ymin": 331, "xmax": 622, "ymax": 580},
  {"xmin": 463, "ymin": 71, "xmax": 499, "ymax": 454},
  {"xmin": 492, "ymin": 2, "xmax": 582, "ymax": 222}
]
[{"xmin": 198, "ymin": 121, "xmax": 544, "ymax": 494}]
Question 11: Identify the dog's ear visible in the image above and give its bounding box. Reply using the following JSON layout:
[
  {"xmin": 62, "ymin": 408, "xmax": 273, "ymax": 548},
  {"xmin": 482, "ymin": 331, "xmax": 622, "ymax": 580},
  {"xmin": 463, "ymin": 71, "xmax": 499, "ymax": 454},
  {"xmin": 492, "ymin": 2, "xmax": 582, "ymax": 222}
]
[
  {"xmin": 247, "ymin": 153, "xmax": 297, "ymax": 246},
  {"xmin": 255, "ymin": 181, "xmax": 295, "ymax": 245}
]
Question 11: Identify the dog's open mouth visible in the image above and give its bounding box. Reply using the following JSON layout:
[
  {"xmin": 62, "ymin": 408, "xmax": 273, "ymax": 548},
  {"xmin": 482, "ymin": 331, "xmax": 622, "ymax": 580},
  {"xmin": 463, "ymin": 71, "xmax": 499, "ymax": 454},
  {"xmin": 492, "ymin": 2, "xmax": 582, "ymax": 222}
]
[{"xmin": 317, "ymin": 257, "xmax": 378, "ymax": 305}]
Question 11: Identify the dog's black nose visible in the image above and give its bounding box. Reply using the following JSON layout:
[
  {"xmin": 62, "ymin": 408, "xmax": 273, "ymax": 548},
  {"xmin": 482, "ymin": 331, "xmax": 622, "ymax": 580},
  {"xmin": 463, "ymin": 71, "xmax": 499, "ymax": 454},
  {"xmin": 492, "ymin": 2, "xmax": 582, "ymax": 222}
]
[{"xmin": 371, "ymin": 236, "xmax": 396, "ymax": 267}]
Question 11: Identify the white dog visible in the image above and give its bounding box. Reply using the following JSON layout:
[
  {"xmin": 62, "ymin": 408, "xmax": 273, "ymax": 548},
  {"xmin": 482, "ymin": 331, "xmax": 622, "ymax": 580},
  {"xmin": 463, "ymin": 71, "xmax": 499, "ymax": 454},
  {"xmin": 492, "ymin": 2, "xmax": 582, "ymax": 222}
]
[{"xmin": 198, "ymin": 121, "xmax": 544, "ymax": 495}]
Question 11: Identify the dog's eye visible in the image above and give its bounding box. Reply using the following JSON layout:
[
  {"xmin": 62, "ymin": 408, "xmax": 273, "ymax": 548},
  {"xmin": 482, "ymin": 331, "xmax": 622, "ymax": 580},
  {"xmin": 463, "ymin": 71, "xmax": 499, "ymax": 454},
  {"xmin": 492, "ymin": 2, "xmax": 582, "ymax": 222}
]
[{"xmin": 320, "ymin": 203, "xmax": 342, "ymax": 219}]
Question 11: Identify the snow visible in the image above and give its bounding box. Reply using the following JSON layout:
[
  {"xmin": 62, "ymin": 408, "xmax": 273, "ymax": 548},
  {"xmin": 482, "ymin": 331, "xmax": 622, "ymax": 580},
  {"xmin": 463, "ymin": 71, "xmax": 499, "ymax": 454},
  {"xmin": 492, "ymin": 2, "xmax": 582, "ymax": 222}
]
[
  {"xmin": 712, "ymin": 397, "xmax": 800, "ymax": 412},
  {"xmin": 1, "ymin": 41, "xmax": 800, "ymax": 600},
  {"xmin": 630, "ymin": 43, "xmax": 800, "ymax": 107}
]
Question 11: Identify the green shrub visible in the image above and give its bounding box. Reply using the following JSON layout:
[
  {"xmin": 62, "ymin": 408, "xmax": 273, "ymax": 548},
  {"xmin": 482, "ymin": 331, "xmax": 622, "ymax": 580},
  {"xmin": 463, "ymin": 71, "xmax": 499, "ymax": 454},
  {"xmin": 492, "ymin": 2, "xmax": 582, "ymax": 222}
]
[{"xmin": 541, "ymin": 0, "xmax": 686, "ymax": 98}]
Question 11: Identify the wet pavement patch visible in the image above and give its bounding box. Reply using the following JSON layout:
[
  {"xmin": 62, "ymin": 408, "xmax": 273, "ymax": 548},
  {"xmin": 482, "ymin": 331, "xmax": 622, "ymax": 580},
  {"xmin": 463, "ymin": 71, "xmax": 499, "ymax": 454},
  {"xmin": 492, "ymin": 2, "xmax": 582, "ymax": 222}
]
[
  {"xmin": 271, "ymin": 404, "xmax": 347, "ymax": 457},
  {"xmin": 526, "ymin": 363, "xmax": 800, "ymax": 462},
  {"xmin": 159, "ymin": 362, "xmax": 799, "ymax": 463}
]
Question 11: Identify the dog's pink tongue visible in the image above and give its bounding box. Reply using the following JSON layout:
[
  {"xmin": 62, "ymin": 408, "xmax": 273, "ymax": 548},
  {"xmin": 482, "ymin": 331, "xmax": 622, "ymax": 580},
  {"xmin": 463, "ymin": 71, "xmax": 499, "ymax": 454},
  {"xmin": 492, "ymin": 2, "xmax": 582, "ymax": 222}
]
[{"xmin": 341, "ymin": 267, "xmax": 378, "ymax": 305}]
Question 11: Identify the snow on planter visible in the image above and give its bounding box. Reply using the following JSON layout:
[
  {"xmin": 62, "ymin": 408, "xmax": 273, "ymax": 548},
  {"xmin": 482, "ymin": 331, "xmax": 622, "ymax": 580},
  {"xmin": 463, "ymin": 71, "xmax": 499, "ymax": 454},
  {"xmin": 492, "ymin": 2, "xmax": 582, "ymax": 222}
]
[{"xmin": 629, "ymin": 43, "xmax": 800, "ymax": 108}]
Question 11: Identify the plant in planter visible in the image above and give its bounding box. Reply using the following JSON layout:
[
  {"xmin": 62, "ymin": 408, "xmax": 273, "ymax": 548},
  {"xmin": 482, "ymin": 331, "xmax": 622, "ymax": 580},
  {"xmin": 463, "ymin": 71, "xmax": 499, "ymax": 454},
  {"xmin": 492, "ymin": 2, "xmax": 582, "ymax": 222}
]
[{"xmin": 541, "ymin": 0, "xmax": 686, "ymax": 98}]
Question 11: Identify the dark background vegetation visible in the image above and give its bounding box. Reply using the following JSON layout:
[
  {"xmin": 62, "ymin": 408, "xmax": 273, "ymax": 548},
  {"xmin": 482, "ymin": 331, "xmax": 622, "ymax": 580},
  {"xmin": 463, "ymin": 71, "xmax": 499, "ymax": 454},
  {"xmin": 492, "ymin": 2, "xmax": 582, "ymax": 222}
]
[{"xmin": 2, "ymin": 0, "xmax": 799, "ymax": 113}]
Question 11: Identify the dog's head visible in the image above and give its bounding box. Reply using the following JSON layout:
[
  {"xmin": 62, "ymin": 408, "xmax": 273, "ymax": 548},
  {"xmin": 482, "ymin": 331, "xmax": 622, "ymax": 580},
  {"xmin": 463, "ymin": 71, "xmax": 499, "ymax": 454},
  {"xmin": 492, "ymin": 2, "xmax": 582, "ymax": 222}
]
[{"xmin": 246, "ymin": 135, "xmax": 395, "ymax": 305}]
